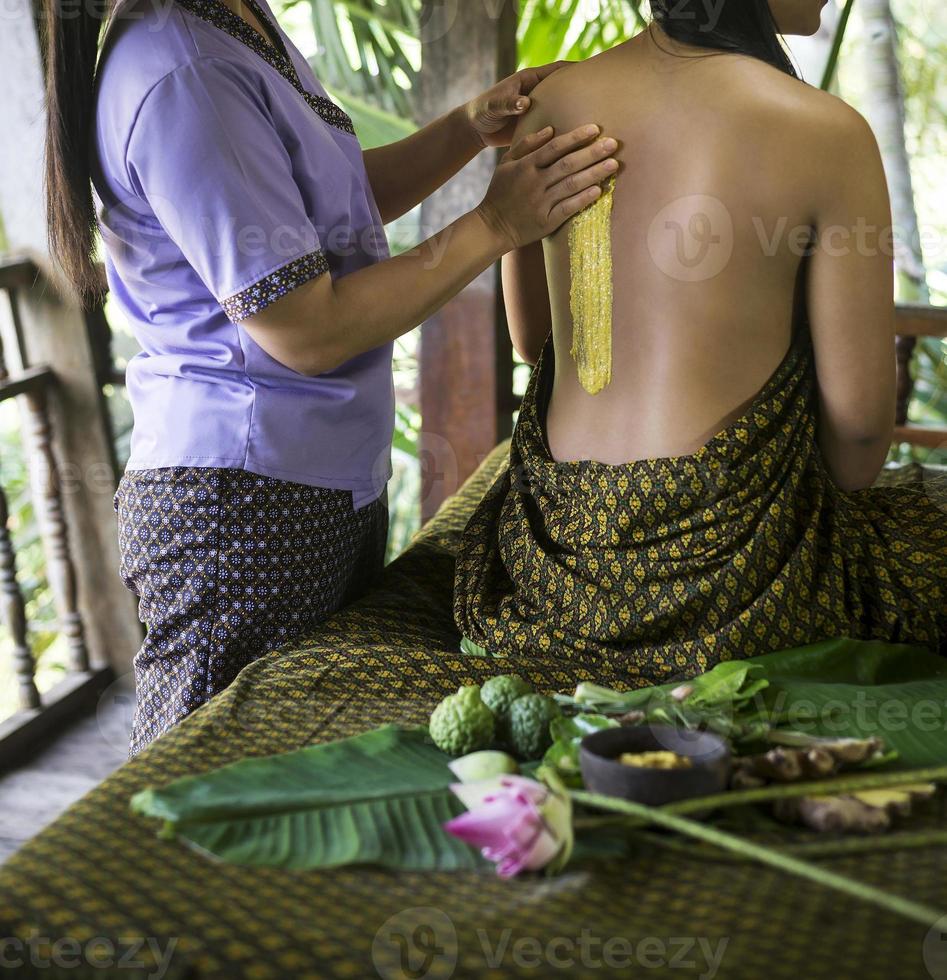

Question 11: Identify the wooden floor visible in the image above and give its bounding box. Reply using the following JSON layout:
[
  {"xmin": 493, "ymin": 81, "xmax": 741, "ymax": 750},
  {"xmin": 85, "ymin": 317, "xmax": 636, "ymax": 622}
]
[{"xmin": 0, "ymin": 679, "xmax": 132, "ymax": 863}]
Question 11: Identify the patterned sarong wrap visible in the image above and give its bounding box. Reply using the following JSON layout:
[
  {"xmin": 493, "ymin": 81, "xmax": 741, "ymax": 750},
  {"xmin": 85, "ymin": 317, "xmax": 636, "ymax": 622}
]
[
  {"xmin": 454, "ymin": 329, "xmax": 947, "ymax": 680},
  {"xmin": 116, "ymin": 467, "xmax": 388, "ymax": 755}
]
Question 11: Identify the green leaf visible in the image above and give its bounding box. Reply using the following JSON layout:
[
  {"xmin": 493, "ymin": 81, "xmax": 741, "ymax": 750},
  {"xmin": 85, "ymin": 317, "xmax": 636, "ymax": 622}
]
[
  {"xmin": 459, "ymin": 635, "xmax": 504, "ymax": 658},
  {"xmin": 323, "ymin": 84, "xmax": 417, "ymax": 148},
  {"xmin": 747, "ymin": 637, "xmax": 947, "ymax": 768},
  {"xmin": 559, "ymin": 639, "xmax": 947, "ymax": 764},
  {"xmin": 131, "ymin": 726, "xmax": 482, "ymax": 871},
  {"xmin": 688, "ymin": 662, "xmax": 763, "ymax": 707},
  {"xmin": 307, "ymin": 0, "xmax": 418, "ymax": 120},
  {"xmin": 819, "ymin": 0, "xmax": 856, "ymax": 91},
  {"xmin": 542, "ymin": 714, "xmax": 618, "ymax": 786}
]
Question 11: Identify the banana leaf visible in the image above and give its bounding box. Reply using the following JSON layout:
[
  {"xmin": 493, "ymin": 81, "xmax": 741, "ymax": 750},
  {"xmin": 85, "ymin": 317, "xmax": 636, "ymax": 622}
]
[
  {"xmin": 131, "ymin": 640, "xmax": 947, "ymax": 873},
  {"xmin": 750, "ymin": 637, "xmax": 947, "ymax": 768},
  {"xmin": 131, "ymin": 725, "xmax": 482, "ymax": 871},
  {"xmin": 561, "ymin": 638, "xmax": 947, "ymax": 768}
]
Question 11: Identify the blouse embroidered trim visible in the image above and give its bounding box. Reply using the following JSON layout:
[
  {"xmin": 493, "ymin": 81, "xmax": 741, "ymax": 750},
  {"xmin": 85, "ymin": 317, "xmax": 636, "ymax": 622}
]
[
  {"xmin": 221, "ymin": 250, "xmax": 330, "ymax": 322},
  {"xmin": 302, "ymin": 93, "xmax": 356, "ymax": 135},
  {"xmin": 174, "ymin": 0, "xmax": 356, "ymax": 136}
]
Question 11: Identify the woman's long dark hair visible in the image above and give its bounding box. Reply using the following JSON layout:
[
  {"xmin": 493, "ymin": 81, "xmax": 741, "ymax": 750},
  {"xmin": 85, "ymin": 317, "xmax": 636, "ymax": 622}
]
[
  {"xmin": 649, "ymin": 0, "xmax": 798, "ymax": 78},
  {"xmin": 42, "ymin": 0, "xmax": 113, "ymax": 304}
]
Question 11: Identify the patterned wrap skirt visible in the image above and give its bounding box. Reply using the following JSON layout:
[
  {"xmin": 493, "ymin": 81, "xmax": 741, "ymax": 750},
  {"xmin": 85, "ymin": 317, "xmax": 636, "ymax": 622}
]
[
  {"xmin": 454, "ymin": 330, "xmax": 947, "ymax": 680},
  {"xmin": 115, "ymin": 468, "xmax": 388, "ymax": 755}
]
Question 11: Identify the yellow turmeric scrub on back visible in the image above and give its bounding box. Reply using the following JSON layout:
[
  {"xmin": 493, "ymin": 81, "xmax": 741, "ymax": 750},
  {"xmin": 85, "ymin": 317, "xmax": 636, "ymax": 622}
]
[{"xmin": 568, "ymin": 177, "xmax": 616, "ymax": 395}]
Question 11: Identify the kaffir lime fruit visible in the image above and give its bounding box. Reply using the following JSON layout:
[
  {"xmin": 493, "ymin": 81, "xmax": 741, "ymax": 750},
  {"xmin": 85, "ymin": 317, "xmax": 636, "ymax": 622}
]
[
  {"xmin": 429, "ymin": 685, "xmax": 495, "ymax": 757},
  {"xmin": 508, "ymin": 694, "xmax": 561, "ymax": 761},
  {"xmin": 480, "ymin": 674, "xmax": 532, "ymax": 722}
]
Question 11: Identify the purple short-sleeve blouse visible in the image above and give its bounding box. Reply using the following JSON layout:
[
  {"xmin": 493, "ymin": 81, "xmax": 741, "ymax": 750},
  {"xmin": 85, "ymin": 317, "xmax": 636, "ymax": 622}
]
[{"xmin": 92, "ymin": 0, "xmax": 394, "ymax": 508}]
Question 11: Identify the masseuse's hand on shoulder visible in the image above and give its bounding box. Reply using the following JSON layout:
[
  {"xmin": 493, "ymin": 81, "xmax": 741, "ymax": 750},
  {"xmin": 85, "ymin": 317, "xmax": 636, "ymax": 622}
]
[
  {"xmin": 476, "ymin": 125, "xmax": 618, "ymax": 251},
  {"xmin": 243, "ymin": 105, "xmax": 616, "ymax": 377},
  {"xmin": 465, "ymin": 62, "xmax": 571, "ymax": 148}
]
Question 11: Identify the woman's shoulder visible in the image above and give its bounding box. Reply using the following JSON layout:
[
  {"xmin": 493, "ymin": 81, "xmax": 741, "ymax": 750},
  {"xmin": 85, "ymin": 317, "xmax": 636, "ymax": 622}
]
[
  {"xmin": 726, "ymin": 57, "xmax": 869, "ymax": 132},
  {"xmin": 731, "ymin": 66, "xmax": 882, "ymax": 191},
  {"xmin": 518, "ymin": 44, "xmax": 874, "ymax": 162},
  {"xmin": 94, "ymin": 3, "xmax": 267, "ymax": 192},
  {"xmin": 99, "ymin": 0, "xmax": 261, "ymax": 107}
]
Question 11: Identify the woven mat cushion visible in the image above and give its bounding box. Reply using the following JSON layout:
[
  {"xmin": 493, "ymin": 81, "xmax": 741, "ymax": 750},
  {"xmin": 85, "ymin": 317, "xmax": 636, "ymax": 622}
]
[{"xmin": 0, "ymin": 443, "xmax": 944, "ymax": 980}]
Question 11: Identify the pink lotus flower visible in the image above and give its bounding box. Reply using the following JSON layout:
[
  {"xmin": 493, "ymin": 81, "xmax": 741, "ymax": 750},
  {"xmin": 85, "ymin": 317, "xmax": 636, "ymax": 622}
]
[{"xmin": 444, "ymin": 775, "xmax": 572, "ymax": 878}]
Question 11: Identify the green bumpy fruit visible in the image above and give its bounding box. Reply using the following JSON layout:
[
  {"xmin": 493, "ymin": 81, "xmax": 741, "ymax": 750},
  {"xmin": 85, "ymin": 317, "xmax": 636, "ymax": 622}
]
[
  {"xmin": 429, "ymin": 685, "xmax": 495, "ymax": 757},
  {"xmin": 508, "ymin": 694, "xmax": 561, "ymax": 760},
  {"xmin": 480, "ymin": 674, "xmax": 532, "ymax": 721}
]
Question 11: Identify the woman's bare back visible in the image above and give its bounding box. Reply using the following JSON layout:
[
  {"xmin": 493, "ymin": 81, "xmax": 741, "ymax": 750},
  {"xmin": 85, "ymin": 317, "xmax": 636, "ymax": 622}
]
[{"xmin": 515, "ymin": 29, "xmax": 893, "ymax": 470}]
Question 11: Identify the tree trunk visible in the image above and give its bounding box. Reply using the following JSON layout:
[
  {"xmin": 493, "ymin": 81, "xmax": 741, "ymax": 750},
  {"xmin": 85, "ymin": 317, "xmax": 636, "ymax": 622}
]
[
  {"xmin": 859, "ymin": 0, "xmax": 929, "ymax": 304},
  {"xmin": 417, "ymin": 0, "xmax": 517, "ymax": 522},
  {"xmin": 859, "ymin": 0, "xmax": 933, "ymax": 449}
]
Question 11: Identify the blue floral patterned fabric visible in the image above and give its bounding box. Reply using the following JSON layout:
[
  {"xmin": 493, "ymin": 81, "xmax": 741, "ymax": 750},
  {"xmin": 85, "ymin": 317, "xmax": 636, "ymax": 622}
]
[{"xmin": 116, "ymin": 467, "xmax": 387, "ymax": 754}]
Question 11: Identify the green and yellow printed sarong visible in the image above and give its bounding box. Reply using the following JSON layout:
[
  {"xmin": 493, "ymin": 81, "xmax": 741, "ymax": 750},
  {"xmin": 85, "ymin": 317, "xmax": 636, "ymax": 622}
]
[{"xmin": 454, "ymin": 330, "xmax": 947, "ymax": 679}]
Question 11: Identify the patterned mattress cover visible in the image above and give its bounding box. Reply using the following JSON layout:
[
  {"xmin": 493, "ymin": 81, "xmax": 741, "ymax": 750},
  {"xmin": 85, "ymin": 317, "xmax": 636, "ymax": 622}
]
[{"xmin": 0, "ymin": 445, "xmax": 944, "ymax": 980}]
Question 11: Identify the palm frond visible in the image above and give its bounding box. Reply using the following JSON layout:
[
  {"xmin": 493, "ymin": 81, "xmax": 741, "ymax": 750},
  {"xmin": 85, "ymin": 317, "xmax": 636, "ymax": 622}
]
[
  {"xmin": 519, "ymin": 0, "xmax": 646, "ymax": 68},
  {"xmin": 301, "ymin": 0, "xmax": 420, "ymax": 117}
]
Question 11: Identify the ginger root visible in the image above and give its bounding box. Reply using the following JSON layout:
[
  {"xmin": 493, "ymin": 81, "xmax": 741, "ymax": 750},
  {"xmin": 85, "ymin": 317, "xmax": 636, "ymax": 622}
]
[
  {"xmin": 730, "ymin": 735, "xmax": 886, "ymax": 788},
  {"xmin": 729, "ymin": 734, "xmax": 938, "ymax": 834},
  {"xmin": 773, "ymin": 784, "xmax": 936, "ymax": 835}
]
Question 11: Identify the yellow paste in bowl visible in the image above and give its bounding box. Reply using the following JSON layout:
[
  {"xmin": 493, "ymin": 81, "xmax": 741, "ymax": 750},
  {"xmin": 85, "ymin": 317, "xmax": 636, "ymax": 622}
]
[{"xmin": 618, "ymin": 750, "xmax": 693, "ymax": 770}]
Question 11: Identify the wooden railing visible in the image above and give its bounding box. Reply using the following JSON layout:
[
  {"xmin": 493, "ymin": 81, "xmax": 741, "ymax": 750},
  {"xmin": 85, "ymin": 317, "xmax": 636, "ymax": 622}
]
[
  {"xmin": 0, "ymin": 257, "xmax": 134, "ymax": 766},
  {"xmin": 894, "ymin": 304, "xmax": 947, "ymax": 450}
]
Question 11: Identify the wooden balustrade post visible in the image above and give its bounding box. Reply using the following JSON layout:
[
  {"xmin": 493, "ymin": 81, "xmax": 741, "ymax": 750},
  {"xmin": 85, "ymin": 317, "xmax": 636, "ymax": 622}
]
[
  {"xmin": 417, "ymin": 0, "xmax": 518, "ymax": 521},
  {"xmin": 895, "ymin": 335, "xmax": 917, "ymax": 427},
  {"xmin": 0, "ymin": 5, "xmax": 143, "ymax": 678},
  {"xmin": 0, "ymin": 326, "xmax": 41, "ymax": 709},
  {"xmin": 0, "ymin": 484, "xmax": 39, "ymax": 711},
  {"xmin": 23, "ymin": 387, "xmax": 90, "ymax": 674}
]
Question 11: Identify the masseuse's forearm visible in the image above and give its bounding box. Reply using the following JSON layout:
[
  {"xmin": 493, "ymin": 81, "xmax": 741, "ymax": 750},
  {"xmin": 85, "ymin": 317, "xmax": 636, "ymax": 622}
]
[
  {"xmin": 246, "ymin": 123, "xmax": 619, "ymax": 375},
  {"xmin": 325, "ymin": 211, "xmax": 503, "ymax": 362},
  {"xmin": 245, "ymin": 209, "xmax": 505, "ymax": 377},
  {"xmin": 363, "ymin": 107, "xmax": 482, "ymax": 223}
]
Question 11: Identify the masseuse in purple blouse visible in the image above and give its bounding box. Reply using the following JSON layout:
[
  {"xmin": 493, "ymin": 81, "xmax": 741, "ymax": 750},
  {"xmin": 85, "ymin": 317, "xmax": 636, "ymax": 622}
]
[{"xmin": 42, "ymin": 0, "xmax": 618, "ymax": 753}]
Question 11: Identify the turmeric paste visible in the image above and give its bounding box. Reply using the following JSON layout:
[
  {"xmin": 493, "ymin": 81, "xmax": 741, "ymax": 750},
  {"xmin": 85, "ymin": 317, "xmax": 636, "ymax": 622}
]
[{"xmin": 568, "ymin": 177, "xmax": 616, "ymax": 395}]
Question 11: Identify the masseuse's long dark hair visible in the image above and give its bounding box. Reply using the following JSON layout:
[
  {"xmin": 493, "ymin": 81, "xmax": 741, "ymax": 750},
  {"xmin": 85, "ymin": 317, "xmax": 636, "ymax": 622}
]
[
  {"xmin": 649, "ymin": 0, "xmax": 798, "ymax": 78},
  {"xmin": 43, "ymin": 0, "xmax": 115, "ymax": 304}
]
